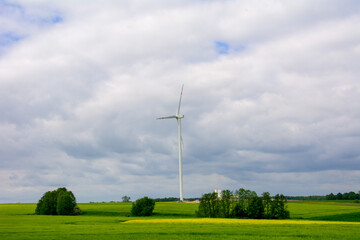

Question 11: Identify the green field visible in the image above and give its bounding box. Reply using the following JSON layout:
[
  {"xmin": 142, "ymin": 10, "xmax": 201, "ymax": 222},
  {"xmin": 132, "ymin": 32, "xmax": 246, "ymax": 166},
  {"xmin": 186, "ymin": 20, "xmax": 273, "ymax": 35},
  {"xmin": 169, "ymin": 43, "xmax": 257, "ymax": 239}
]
[{"xmin": 1, "ymin": 201, "xmax": 360, "ymax": 239}]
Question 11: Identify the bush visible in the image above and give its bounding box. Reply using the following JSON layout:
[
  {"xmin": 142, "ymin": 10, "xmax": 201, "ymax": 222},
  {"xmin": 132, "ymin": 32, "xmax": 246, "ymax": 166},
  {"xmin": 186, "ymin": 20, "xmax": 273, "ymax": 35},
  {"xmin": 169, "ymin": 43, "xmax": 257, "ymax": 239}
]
[
  {"xmin": 73, "ymin": 206, "xmax": 83, "ymax": 215},
  {"xmin": 131, "ymin": 197, "xmax": 155, "ymax": 216},
  {"xmin": 57, "ymin": 191, "xmax": 76, "ymax": 215},
  {"xmin": 35, "ymin": 187, "xmax": 81, "ymax": 215},
  {"xmin": 35, "ymin": 189, "xmax": 59, "ymax": 215}
]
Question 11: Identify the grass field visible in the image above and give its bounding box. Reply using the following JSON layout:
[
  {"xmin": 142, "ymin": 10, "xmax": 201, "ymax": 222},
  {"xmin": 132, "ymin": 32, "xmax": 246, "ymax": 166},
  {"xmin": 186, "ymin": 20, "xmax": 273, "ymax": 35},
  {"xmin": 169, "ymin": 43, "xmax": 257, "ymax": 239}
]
[{"xmin": 1, "ymin": 201, "xmax": 360, "ymax": 239}]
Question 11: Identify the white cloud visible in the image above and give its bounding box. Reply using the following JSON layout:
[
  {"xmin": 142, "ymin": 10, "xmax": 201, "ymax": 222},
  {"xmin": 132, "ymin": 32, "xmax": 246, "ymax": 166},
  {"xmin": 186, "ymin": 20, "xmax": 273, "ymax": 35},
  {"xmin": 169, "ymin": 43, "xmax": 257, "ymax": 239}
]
[{"xmin": 1, "ymin": 0, "xmax": 360, "ymax": 202}]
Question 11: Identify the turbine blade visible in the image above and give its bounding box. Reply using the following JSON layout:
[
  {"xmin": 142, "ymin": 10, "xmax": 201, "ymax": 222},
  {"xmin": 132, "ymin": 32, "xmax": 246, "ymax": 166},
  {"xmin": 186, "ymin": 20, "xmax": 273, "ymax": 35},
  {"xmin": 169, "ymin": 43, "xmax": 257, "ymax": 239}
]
[
  {"xmin": 157, "ymin": 115, "xmax": 177, "ymax": 120},
  {"xmin": 181, "ymin": 135, "xmax": 184, "ymax": 149},
  {"xmin": 177, "ymin": 84, "xmax": 184, "ymax": 115}
]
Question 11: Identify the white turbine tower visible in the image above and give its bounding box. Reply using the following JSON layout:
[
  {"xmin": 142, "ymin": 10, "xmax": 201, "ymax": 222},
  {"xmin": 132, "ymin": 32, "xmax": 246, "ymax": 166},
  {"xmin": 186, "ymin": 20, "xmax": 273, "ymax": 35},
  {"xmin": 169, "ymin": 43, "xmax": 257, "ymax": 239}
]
[{"xmin": 157, "ymin": 85, "xmax": 185, "ymax": 202}]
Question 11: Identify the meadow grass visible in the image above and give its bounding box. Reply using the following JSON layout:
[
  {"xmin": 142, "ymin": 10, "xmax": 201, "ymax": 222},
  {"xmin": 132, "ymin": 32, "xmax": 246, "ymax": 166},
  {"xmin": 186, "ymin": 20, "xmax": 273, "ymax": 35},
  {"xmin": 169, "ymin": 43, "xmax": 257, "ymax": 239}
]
[
  {"xmin": 289, "ymin": 201, "xmax": 360, "ymax": 221},
  {"xmin": 1, "ymin": 201, "xmax": 360, "ymax": 239}
]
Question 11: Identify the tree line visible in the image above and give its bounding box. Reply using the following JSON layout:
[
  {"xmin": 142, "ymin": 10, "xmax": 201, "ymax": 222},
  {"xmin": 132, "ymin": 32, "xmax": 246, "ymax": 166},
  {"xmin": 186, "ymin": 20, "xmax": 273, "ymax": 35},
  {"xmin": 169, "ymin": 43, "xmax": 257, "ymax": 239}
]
[
  {"xmin": 196, "ymin": 188, "xmax": 290, "ymax": 219},
  {"xmin": 285, "ymin": 195, "xmax": 326, "ymax": 200},
  {"xmin": 153, "ymin": 197, "xmax": 200, "ymax": 202},
  {"xmin": 326, "ymin": 191, "xmax": 360, "ymax": 200},
  {"xmin": 285, "ymin": 191, "xmax": 360, "ymax": 201}
]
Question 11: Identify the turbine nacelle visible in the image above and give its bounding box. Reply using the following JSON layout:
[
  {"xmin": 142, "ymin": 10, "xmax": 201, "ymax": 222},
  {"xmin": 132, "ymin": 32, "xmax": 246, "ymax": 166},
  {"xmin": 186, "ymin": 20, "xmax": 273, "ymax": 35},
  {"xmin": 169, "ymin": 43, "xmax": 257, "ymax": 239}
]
[{"xmin": 157, "ymin": 114, "xmax": 184, "ymax": 120}]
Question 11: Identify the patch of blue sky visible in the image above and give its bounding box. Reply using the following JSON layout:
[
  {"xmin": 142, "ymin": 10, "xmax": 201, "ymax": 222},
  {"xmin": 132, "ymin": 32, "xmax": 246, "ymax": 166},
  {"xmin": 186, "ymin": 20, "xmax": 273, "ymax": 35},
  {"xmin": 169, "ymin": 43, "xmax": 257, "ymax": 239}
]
[
  {"xmin": 1, "ymin": 0, "xmax": 63, "ymax": 25},
  {"xmin": 36, "ymin": 15, "xmax": 63, "ymax": 25},
  {"xmin": 215, "ymin": 41, "xmax": 230, "ymax": 55},
  {"xmin": 215, "ymin": 41, "xmax": 247, "ymax": 55},
  {"xmin": 0, "ymin": 33, "xmax": 24, "ymax": 46},
  {"xmin": 52, "ymin": 16, "xmax": 63, "ymax": 23},
  {"xmin": 0, "ymin": 1, "xmax": 24, "ymax": 15},
  {"xmin": 30, "ymin": 14, "xmax": 63, "ymax": 25}
]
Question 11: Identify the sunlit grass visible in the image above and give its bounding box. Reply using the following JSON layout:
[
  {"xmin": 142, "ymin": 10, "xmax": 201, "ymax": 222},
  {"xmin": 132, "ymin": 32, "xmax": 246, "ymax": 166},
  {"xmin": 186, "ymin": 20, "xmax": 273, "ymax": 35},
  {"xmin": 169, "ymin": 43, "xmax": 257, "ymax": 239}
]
[
  {"xmin": 1, "ymin": 201, "xmax": 360, "ymax": 239},
  {"xmin": 288, "ymin": 201, "xmax": 360, "ymax": 220}
]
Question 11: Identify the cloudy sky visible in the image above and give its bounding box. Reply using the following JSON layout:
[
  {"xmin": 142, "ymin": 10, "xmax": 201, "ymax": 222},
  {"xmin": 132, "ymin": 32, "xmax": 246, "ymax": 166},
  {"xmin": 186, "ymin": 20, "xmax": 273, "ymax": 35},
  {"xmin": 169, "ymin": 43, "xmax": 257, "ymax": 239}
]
[{"xmin": 1, "ymin": 0, "xmax": 360, "ymax": 203}]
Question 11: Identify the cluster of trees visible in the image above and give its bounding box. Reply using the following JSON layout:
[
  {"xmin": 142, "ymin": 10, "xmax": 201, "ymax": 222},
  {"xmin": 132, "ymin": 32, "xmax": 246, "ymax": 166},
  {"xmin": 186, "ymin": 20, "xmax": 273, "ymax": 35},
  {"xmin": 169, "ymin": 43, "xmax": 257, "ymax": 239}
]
[
  {"xmin": 326, "ymin": 191, "xmax": 360, "ymax": 200},
  {"xmin": 196, "ymin": 189, "xmax": 290, "ymax": 219},
  {"xmin": 131, "ymin": 197, "xmax": 155, "ymax": 216},
  {"xmin": 285, "ymin": 195, "xmax": 326, "ymax": 201},
  {"xmin": 35, "ymin": 188, "xmax": 81, "ymax": 215}
]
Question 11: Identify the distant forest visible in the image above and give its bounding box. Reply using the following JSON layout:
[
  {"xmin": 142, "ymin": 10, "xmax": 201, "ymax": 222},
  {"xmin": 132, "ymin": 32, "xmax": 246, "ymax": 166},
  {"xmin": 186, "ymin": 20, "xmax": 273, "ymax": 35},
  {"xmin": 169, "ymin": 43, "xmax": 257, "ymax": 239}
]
[
  {"xmin": 91, "ymin": 191, "xmax": 360, "ymax": 203},
  {"xmin": 157, "ymin": 191, "xmax": 360, "ymax": 202},
  {"xmin": 286, "ymin": 191, "xmax": 360, "ymax": 201},
  {"xmin": 154, "ymin": 197, "xmax": 200, "ymax": 202}
]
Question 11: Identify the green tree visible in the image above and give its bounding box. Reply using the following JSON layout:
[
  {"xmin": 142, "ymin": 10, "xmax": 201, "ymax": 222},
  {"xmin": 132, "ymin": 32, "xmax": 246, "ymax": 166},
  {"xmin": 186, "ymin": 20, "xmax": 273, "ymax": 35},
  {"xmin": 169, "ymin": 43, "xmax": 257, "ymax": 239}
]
[
  {"xmin": 231, "ymin": 203, "xmax": 246, "ymax": 218},
  {"xmin": 234, "ymin": 188, "xmax": 246, "ymax": 213},
  {"xmin": 270, "ymin": 194, "xmax": 290, "ymax": 219},
  {"xmin": 57, "ymin": 191, "xmax": 76, "ymax": 215},
  {"xmin": 279, "ymin": 194, "xmax": 290, "ymax": 219},
  {"xmin": 348, "ymin": 192, "xmax": 357, "ymax": 200},
  {"xmin": 326, "ymin": 193, "xmax": 336, "ymax": 200},
  {"xmin": 262, "ymin": 192, "xmax": 272, "ymax": 218},
  {"xmin": 219, "ymin": 190, "xmax": 233, "ymax": 218},
  {"xmin": 122, "ymin": 196, "xmax": 131, "ymax": 202},
  {"xmin": 342, "ymin": 192, "xmax": 350, "ymax": 200},
  {"xmin": 35, "ymin": 199, "xmax": 43, "ymax": 215},
  {"xmin": 248, "ymin": 196, "xmax": 264, "ymax": 219},
  {"xmin": 234, "ymin": 188, "xmax": 257, "ymax": 215},
  {"xmin": 336, "ymin": 192, "xmax": 343, "ymax": 200},
  {"xmin": 196, "ymin": 192, "xmax": 219, "ymax": 217},
  {"xmin": 196, "ymin": 188, "xmax": 290, "ymax": 220},
  {"xmin": 131, "ymin": 197, "xmax": 155, "ymax": 216},
  {"xmin": 35, "ymin": 190, "xmax": 58, "ymax": 215}
]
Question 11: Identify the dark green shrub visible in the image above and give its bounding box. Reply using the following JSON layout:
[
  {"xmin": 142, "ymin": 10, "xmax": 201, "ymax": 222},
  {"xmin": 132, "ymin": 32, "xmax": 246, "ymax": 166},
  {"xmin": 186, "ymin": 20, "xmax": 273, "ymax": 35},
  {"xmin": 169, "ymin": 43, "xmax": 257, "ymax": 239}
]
[
  {"xmin": 57, "ymin": 191, "xmax": 76, "ymax": 215},
  {"xmin": 35, "ymin": 187, "xmax": 81, "ymax": 215},
  {"xmin": 73, "ymin": 206, "xmax": 83, "ymax": 215},
  {"xmin": 231, "ymin": 203, "xmax": 246, "ymax": 218},
  {"xmin": 131, "ymin": 197, "xmax": 155, "ymax": 216},
  {"xmin": 247, "ymin": 196, "xmax": 264, "ymax": 219},
  {"xmin": 36, "ymin": 190, "xmax": 58, "ymax": 215}
]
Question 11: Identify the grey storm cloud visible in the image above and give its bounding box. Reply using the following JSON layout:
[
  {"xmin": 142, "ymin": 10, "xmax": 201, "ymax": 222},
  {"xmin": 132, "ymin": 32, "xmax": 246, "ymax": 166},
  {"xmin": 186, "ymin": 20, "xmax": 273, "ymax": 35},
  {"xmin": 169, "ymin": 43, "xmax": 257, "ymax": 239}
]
[{"xmin": 1, "ymin": 0, "xmax": 360, "ymax": 203}]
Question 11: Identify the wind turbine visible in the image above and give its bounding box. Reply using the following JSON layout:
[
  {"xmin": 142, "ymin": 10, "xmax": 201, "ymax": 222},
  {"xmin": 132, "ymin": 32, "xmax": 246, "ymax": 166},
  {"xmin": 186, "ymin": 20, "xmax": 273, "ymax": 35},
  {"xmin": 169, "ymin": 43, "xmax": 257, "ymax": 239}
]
[{"xmin": 157, "ymin": 85, "xmax": 185, "ymax": 202}]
